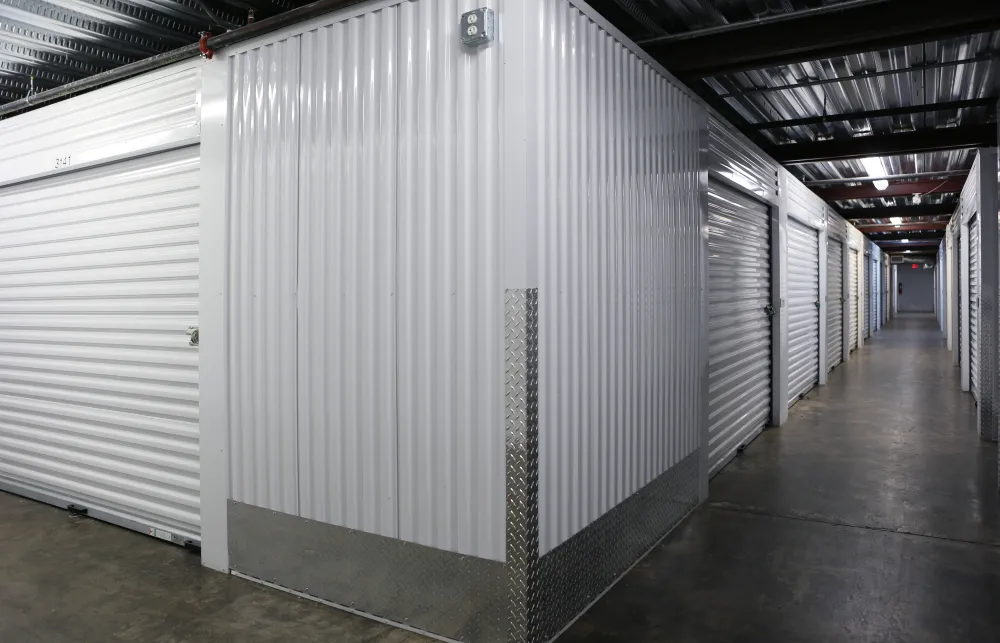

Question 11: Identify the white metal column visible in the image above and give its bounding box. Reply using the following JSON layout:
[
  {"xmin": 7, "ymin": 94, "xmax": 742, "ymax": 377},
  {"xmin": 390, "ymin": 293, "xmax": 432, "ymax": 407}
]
[
  {"xmin": 707, "ymin": 181, "xmax": 772, "ymax": 476},
  {"xmin": 787, "ymin": 218, "xmax": 820, "ymax": 404}
]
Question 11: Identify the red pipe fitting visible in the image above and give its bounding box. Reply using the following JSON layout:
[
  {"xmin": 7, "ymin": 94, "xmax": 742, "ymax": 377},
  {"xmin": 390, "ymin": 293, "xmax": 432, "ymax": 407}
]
[{"xmin": 199, "ymin": 32, "xmax": 214, "ymax": 59}]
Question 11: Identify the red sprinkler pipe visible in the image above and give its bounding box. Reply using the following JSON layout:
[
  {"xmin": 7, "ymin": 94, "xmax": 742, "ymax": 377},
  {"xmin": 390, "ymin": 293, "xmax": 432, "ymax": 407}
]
[{"xmin": 199, "ymin": 32, "xmax": 214, "ymax": 59}]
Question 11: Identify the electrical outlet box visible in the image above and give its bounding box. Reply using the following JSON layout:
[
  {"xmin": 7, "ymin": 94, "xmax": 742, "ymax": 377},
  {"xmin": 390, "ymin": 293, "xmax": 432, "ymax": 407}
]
[{"xmin": 461, "ymin": 8, "xmax": 495, "ymax": 46}]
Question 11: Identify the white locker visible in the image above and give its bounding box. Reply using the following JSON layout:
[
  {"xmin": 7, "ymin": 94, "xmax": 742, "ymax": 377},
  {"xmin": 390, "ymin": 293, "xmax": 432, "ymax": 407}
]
[
  {"xmin": 707, "ymin": 181, "xmax": 772, "ymax": 476},
  {"xmin": 827, "ymin": 238, "xmax": 844, "ymax": 370},
  {"xmin": 0, "ymin": 147, "xmax": 201, "ymax": 544},
  {"xmin": 850, "ymin": 249, "xmax": 859, "ymax": 350},
  {"xmin": 787, "ymin": 218, "xmax": 820, "ymax": 404}
]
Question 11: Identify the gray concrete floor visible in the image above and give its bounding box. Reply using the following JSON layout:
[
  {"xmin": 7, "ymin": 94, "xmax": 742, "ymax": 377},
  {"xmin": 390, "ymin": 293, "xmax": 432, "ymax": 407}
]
[{"xmin": 0, "ymin": 313, "xmax": 997, "ymax": 642}]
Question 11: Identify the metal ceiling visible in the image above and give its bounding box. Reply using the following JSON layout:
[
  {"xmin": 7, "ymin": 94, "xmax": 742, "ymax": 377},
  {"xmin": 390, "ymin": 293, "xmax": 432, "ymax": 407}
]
[
  {"xmin": 0, "ymin": 0, "xmax": 300, "ymax": 101},
  {"xmin": 594, "ymin": 0, "xmax": 1000, "ymax": 250}
]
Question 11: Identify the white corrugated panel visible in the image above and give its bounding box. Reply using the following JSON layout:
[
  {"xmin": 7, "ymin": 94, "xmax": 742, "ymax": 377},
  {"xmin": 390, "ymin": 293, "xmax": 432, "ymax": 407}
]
[
  {"xmin": 787, "ymin": 218, "xmax": 820, "ymax": 405},
  {"xmin": 394, "ymin": 0, "xmax": 503, "ymax": 559},
  {"xmin": 850, "ymin": 249, "xmax": 859, "ymax": 350},
  {"xmin": 297, "ymin": 11, "xmax": 398, "ymax": 539},
  {"xmin": 226, "ymin": 2, "xmax": 504, "ymax": 559},
  {"xmin": 535, "ymin": 0, "xmax": 703, "ymax": 554},
  {"xmin": 871, "ymin": 256, "xmax": 879, "ymax": 333},
  {"xmin": 0, "ymin": 147, "xmax": 200, "ymax": 542},
  {"xmin": 707, "ymin": 182, "xmax": 771, "ymax": 476},
  {"xmin": 709, "ymin": 116, "xmax": 779, "ymax": 203},
  {"xmin": 227, "ymin": 37, "xmax": 301, "ymax": 516},
  {"xmin": 0, "ymin": 61, "xmax": 201, "ymax": 187},
  {"xmin": 958, "ymin": 231, "xmax": 963, "ymax": 366},
  {"xmin": 827, "ymin": 238, "xmax": 844, "ymax": 370},
  {"xmin": 864, "ymin": 257, "xmax": 871, "ymax": 338},
  {"xmin": 970, "ymin": 214, "xmax": 980, "ymax": 400}
]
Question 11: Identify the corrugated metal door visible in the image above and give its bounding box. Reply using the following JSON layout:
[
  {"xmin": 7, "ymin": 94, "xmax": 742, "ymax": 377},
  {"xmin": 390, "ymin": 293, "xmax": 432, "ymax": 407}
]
[
  {"xmin": 864, "ymin": 256, "xmax": 871, "ymax": 338},
  {"xmin": 871, "ymin": 258, "xmax": 879, "ymax": 333},
  {"xmin": 787, "ymin": 219, "xmax": 820, "ymax": 404},
  {"xmin": 957, "ymin": 231, "xmax": 962, "ymax": 367},
  {"xmin": 850, "ymin": 249, "xmax": 859, "ymax": 350},
  {"xmin": 827, "ymin": 238, "xmax": 844, "ymax": 370},
  {"xmin": 970, "ymin": 214, "xmax": 980, "ymax": 400},
  {"xmin": 0, "ymin": 147, "xmax": 201, "ymax": 544},
  {"xmin": 708, "ymin": 181, "xmax": 771, "ymax": 476}
]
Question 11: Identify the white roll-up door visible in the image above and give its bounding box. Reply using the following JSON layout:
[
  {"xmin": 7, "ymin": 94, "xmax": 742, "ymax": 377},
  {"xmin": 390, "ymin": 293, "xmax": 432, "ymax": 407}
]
[
  {"xmin": 787, "ymin": 218, "xmax": 820, "ymax": 404},
  {"xmin": 0, "ymin": 147, "xmax": 201, "ymax": 545},
  {"xmin": 708, "ymin": 181, "xmax": 771, "ymax": 477},
  {"xmin": 970, "ymin": 214, "xmax": 980, "ymax": 401},
  {"xmin": 864, "ymin": 256, "xmax": 871, "ymax": 338},
  {"xmin": 871, "ymin": 258, "xmax": 879, "ymax": 333},
  {"xmin": 827, "ymin": 238, "xmax": 844, "ymax": 370},
  {"xmin": 957, "ymin": 232, "xmax": 962, "ymax": 368},
  {"xmin": 850, "ymin": 249, "xmax": 859, "ymax": 350}
]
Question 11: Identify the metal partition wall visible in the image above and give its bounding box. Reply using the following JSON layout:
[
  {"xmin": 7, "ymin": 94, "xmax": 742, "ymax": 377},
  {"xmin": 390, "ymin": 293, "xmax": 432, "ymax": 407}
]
[{"xmin": 827, "ymin": 238, "xmax": 844, "ymax": 371}]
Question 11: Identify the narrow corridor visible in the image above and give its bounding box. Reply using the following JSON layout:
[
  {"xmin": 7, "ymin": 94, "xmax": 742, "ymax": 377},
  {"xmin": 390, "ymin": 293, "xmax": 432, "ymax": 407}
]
[{"xmin": 562, "ymin": 313, "xmax": 1000, "ymax": 643}]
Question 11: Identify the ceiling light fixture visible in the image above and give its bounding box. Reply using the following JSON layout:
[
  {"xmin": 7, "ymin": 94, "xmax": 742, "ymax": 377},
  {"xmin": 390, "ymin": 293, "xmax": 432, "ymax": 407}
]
[
  {"xmin": 901, "ymin": 239, "xmax": 910, "ymax": 243},
  {"xmin": 889, "ymin": 217, "xmax": 903, "ymax": 226},
  {"xmin": 861, "ymin": 157, "xmax": 889, "ymax": 191}
]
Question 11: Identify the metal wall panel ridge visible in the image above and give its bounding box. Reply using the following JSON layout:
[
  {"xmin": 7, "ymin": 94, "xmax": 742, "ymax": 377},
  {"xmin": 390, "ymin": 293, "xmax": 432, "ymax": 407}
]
[
  {"xmin": 534, "ymin": 0, "xmax": 703, "ymax": 555},
  {"xmin": 0, "ymin": 60, "xmax": 202, "ymax": 188},
  {"xmin": 850, "ymin": 248, "xmax": 859, "ymax": 350},
  {"xmin": 0, "ymin": 147, "xmax": 201, "ymax": 542},
  {"xmin": 970, "ymin": 213, "xmax": 980, "ymax": 401},
  {"xmin": 297, "ymin": 8, "xmax": 400, "ymax": 540},
  {"xmin": 227, "ymin": 37, "xmax": 301, "ymax": 515},
  {"xmin": 395, "ymin": 0, "xmax": 504, "ymax": 559},
  {"xmin": 827, "ymin": 239, "xmax": 844, "ymax": 370},
  {"xmin": 709, "ymin": 115, "xmax": 778, "ymax": 203},
  {"xmin": 707, "ymin": 182, "xmax": 771, "ymax": 477},
  {"xmin": 787, "ymin": 218, "xmax": 820, "ymax": 404}
]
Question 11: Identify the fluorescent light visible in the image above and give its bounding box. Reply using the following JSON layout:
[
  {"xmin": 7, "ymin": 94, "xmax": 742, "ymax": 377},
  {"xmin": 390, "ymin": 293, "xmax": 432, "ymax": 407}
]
[
  {"xmin": 861, "ymin": 157, "xmax": 888, "ymax": 190},
  {"xmin": 901, "ymin": 239, "xmax": 910, "ymax": 243},
  {"xmin": 889, "ymin": 217, "xmax": 903, "ymax": 226}
]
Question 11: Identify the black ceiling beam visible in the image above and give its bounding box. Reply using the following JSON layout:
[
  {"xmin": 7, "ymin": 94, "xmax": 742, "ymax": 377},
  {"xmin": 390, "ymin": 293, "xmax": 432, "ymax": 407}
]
[
  {"xmin": 770, "ymin": 125, "xmax": 996, "ymax": 164},
  {"xmin": 815, "ymin": 178, "xmax": 966, "ymax": 200},
  {"xmin": 644, "ymin": 0, "xmax": 1000, "ymax": 78},
  {"xmin": 751, "ymin": 98, "xmax": 997, "ymax": 131},
  {"xmin": 839, "ymin": 203, "xmax": 955, "ymax": 220},
  {"xmin": 867, "ymin": 230, "xmax": 945, "ymax": 241}
]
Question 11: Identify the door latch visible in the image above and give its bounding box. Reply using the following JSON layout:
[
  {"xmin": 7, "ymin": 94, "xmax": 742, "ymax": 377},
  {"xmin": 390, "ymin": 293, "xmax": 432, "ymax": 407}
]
[
  {"xmin": 764, "ymin": 304, "xmax": 776, "ymax": 317},
  {"xmin": 186, "ymin": 326, "xmax": 199, "ymax": 347}
]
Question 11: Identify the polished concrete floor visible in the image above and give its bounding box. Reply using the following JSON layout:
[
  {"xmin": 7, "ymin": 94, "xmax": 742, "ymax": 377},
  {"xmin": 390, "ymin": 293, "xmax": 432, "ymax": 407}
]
[
  {"xmin": 561, "ymin": 313, "xmax": 1000, "ymax": 643},
  {"xmin": 0, "ymin": 314, "xmax": 996, "ymax": 642}
]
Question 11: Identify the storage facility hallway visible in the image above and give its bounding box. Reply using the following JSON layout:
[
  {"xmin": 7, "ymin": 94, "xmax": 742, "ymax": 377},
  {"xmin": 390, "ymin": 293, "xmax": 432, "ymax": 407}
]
[{"xmin": 560, "ymin": 313, "xmax": 1000, "ymax": 643}]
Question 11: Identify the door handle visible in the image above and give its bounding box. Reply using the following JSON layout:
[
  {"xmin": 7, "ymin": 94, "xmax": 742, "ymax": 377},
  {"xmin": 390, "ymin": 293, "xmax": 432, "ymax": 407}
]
[{"xmin": 764, "ymin": 304, "xmax": 776, "ymax": 317}]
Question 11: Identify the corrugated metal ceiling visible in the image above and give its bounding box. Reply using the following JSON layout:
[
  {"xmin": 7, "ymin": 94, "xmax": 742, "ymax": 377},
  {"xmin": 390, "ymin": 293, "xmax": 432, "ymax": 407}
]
[{"xmin": 0, "ymin": 0, "xmax": 300, "ymax": 102}]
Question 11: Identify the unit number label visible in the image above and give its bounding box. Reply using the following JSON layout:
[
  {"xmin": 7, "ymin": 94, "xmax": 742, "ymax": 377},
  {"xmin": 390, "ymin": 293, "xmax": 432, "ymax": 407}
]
[{"xmin": 54, "ymin": 155, "xmax": 71, "ymax": 169}]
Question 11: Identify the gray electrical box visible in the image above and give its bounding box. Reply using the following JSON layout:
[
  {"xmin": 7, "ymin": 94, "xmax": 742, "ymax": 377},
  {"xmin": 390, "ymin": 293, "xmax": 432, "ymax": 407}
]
[{"xmin": 460, "ymin": 7, "xmax": 495, "ymax": 46}]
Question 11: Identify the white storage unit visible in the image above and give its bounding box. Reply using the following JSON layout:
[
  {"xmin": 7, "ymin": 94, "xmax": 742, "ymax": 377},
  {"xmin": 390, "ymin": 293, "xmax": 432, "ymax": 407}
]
[
  {"xmin": 707, "ymin": 181, "xmax": 772, "ymax": 476},
  {"xmin": 787, "ymin": 218, "xmax": 820, "ymax": 404},
  {"xmin": 864, "ymin": 256, "xmax": 871, "ymax": 338},
  {"xmin": 827, "ymin": 238, "xmax": 844, "ymax": 370},
  {"xmin": 970, "ymin": 214, "xmax": 980, "ymax": 401},
  {"xmin": 0, "ymin": 62, "xmax": 202, "ymax": 546},
  {"xmin": 850, "ymin": 248, "xmax": 860, "ymax": 350}
]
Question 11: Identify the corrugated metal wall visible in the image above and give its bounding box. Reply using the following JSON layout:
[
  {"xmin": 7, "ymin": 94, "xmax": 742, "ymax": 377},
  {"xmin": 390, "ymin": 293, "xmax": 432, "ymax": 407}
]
[
  {"xmin": 0, "ymin": 61, "xmax": 201, "ymax": 188},
  {"xmin": 394, "ymin": 0, "xmax": 503, "ymax": 557},
  {"xmin": 864, "ymin": 257, "xmax": 871, "ymax": 338},
  {"xmin": 827, "ymin": 238, "xmax": 844, "ymax": 370},
  {"xmin": 708, "ymin": 115, "xmax": 779, "ymax": 203},
  {"xmin": 533, "ymin": 0, "xmax": 703, "ymax": 555},
  {"xmin": 706, "ymin": 182, "xmax": 772, "ymax": 476},
  {"xmin": 227, "ymin": 37, "xmax": 301, "ymax": 516},
  {"xmin": 225, "ymin": 0, "xmax": 504, "ymax": 560},
  {"xmin": 0, "ymin": 147, "xmax": 201, "ymax": 542}
]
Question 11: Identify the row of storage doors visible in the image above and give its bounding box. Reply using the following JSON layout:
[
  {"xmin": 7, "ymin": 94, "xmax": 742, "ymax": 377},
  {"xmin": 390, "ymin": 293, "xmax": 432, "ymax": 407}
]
[{"xmin": 708, "ymin": 181, "xmax": 838, "ymax": 475}]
